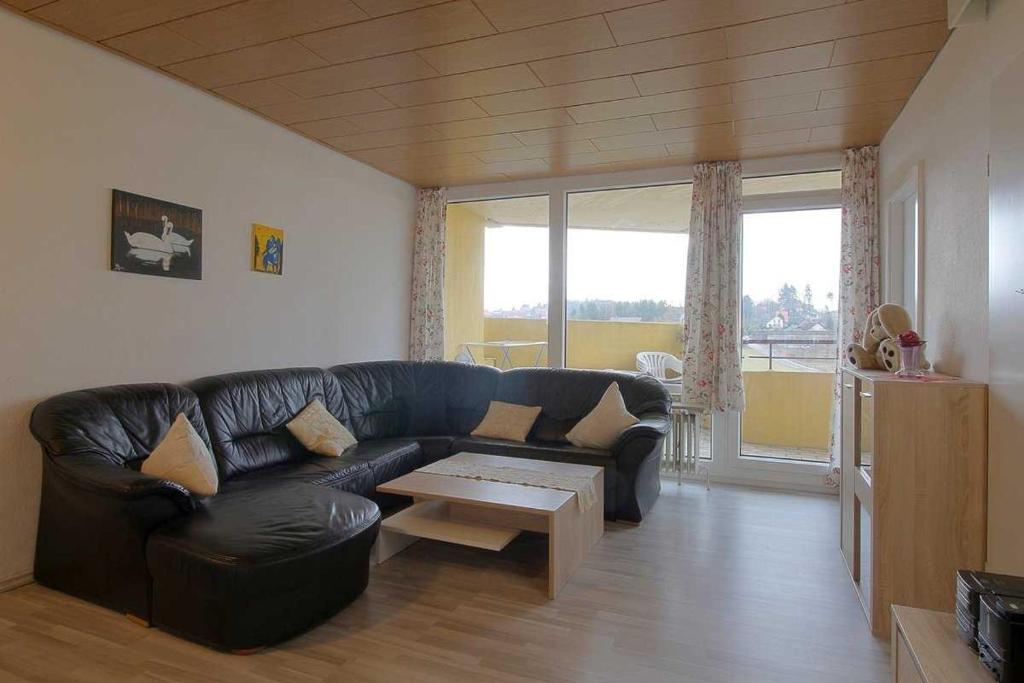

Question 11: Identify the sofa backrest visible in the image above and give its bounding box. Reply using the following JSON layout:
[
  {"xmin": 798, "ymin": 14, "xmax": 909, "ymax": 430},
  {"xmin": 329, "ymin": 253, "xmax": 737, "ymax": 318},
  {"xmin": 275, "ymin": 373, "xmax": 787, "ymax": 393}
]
[
  {"xmin": 328, "ymin": 361, "xmax": 499, "ymax": 440},
  {"xmin": 29, "ymin": 383, "xmax": 211, "ymax": 467},
  {"xmin": 496, "ymin": 368, "xmax": 671, "ymax": 440},
  {"xmin": 30, "ymin": 363, "xmax": 671, "ymax": 477},
  {"xmin": 190, "ymin": 367, "xmax": 347, "ymax": 480}
]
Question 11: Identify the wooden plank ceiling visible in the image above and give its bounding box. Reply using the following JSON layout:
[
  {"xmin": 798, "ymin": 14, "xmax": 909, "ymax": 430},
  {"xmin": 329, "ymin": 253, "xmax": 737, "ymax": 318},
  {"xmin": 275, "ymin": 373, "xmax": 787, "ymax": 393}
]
[{"xmin": 5, "ymin": 0, "xmax": 948, "ymax": 187}]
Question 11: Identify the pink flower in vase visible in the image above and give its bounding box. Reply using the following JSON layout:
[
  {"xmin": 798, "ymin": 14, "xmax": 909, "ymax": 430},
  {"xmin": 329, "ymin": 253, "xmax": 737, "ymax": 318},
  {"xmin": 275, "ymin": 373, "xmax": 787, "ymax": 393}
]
[
  {"xmin": 896, "ymin": 330, "xmax": 927, "ymax": 377},
  {"xmin": 897, "ymin": 330, "xmax": 923, "ymax": 347}
]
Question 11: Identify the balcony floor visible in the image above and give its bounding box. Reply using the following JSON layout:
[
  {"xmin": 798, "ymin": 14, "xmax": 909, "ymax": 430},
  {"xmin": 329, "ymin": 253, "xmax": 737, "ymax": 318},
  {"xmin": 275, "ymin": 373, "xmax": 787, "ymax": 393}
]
[
  {"xmin": 742, "ymin": 442, "xmax": 829, "ymax": 463},
  {"xmin": 691, "ymin": 433, "xmax": 830, "ymax": 464}
]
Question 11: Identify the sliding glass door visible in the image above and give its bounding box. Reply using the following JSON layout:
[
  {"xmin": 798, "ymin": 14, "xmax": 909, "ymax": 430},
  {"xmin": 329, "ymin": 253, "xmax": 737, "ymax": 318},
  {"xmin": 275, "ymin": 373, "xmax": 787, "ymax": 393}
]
[
  {"xmin": 564, "ymin": 183, "xmax": 713, "ymax": 463},
  {"xmin": 564, "ymin": 185, "xmax": 690, "ymax": 371},
  {"xmin": 714, "ymin": 172, "xmax": 842, "ymax": 488}
]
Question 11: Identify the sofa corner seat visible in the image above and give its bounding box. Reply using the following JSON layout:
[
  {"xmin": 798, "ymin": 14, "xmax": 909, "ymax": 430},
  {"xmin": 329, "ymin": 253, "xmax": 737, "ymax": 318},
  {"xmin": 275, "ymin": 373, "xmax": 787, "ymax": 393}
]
[{"xmin": 28, "ymin": 361, "xmax": 670, "ymax": 651}]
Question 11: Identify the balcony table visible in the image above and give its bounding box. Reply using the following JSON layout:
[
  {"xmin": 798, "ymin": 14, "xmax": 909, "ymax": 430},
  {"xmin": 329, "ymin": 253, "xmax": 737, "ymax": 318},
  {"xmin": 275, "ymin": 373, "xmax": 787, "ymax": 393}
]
[{"xmin": 460, "ymin": 340, "xmax": 547, "ymax": 369}]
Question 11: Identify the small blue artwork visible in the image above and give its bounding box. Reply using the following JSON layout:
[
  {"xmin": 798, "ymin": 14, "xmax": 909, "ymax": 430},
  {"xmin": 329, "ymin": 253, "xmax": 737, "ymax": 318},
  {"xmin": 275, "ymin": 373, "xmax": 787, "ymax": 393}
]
[{"xmin": 252, "ymin": 224, "xmax": 284, "ymax": 275}]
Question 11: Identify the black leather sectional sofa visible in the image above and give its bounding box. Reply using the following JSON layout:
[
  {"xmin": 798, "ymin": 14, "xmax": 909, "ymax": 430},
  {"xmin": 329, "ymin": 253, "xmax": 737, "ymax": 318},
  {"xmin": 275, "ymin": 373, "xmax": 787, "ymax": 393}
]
[{"xmin": 29, "ymin": 361, "xmax": 670, "ymax": 651}]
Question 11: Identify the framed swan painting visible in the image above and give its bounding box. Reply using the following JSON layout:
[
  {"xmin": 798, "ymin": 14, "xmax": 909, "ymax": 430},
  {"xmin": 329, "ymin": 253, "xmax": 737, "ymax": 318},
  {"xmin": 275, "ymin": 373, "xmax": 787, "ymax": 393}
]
[{"xmin": 111, "ymin": 189, "xmax": 202, "ymax": 280}]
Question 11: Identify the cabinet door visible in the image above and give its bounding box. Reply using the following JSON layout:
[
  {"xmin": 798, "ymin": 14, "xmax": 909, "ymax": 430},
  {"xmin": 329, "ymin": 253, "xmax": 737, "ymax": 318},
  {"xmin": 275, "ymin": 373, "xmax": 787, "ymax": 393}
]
[{"xmin": 841, "ymin": 372, "xmax": 858, "ymax": 579}]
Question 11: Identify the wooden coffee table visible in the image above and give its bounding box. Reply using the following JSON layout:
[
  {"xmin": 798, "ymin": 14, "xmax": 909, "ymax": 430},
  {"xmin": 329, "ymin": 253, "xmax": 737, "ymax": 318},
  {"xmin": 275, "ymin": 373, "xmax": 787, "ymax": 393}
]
[{"xmin": 375, "ymin": 452, "xmax": 604, "ymax": 598}]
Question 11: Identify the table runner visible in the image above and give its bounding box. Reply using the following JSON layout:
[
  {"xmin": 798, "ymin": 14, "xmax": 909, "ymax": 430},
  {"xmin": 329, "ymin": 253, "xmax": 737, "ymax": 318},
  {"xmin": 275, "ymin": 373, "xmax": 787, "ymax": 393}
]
[{"xmin": 418, "ymin": 454, "xmax": 597, "ymax": 512}]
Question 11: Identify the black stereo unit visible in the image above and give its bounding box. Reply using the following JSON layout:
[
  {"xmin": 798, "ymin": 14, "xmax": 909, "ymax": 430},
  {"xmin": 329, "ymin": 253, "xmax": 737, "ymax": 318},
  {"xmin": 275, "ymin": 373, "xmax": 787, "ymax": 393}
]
[
  {"xmin": 979, "ymin": 593, "xmax": 1024, "ymax": 681},
  {"xmin": 957, "ymin": 570, "xmax": 1024, "ymax": 651}
]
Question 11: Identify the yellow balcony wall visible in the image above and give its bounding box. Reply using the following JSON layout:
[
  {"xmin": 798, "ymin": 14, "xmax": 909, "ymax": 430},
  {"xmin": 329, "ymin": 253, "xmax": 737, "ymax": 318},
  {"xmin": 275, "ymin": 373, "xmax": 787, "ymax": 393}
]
[
  {"xmin": 565, "ymin": 320, "xmax": 681, "ymax": 371},
  {"xmin": 443, "ymin": 204, "xmax": 486, "ymax": 361},
  {"xmin": 741, "ymin": 371, "xmax": 833, "ymax": 451},
  {"xmin": 480, "ymin": 318, "xmax": 682, "ymax": 370}
]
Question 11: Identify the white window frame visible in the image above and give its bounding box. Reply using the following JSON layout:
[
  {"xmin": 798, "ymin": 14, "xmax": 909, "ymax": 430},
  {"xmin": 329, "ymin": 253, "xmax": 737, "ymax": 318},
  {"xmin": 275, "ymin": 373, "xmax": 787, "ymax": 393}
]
[{"xmin": 710, "ymin": 192, "xmax": 842, "ymax": 494}]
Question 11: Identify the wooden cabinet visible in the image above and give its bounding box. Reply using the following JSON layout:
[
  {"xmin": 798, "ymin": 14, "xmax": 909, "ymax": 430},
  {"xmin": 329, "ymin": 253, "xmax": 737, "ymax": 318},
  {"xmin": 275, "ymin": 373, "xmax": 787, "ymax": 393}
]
[
  {"xmin": 891, "ymin": 606, "xmax": 990, "ymax": 682},
  {"xmin": 840, "ymin": 368, "xmax": 987, "ymax": 636}
]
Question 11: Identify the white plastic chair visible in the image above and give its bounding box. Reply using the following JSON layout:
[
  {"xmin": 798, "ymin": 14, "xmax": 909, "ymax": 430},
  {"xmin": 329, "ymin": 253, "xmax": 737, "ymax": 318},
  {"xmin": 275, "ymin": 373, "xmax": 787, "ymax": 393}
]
[
  {"xmin": 636, "ymin": 351, "xmax": 683, "ymax": 381},
  {"xmin": 453, "ymin": 346, "xmax": 476, "ymax": 365},
  {"xmin": 636, "ymin": 351, "xmax": 683, "ymax": 399}
]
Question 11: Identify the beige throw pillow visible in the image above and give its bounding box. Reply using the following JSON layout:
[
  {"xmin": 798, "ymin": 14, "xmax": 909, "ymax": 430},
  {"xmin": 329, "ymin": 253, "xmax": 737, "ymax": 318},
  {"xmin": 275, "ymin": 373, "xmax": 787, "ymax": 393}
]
[
  {"xmin": 287, "ymin": 399, "xmax": 357, "ymax": 456},
  {"xmin": 141, "ymin": 413, "xmax": 219, "ymax": 497},
  {"xmin": 471, "ymin": 401, "xmax": 542, "ymax": 443},
  {"xmin": 566, "ymin": 382, "xmax": 639, "ymax": 450}
]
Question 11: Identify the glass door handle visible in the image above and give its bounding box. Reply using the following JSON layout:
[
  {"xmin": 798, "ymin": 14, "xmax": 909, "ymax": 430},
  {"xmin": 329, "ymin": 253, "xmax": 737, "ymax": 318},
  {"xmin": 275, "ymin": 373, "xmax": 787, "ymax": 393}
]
[{"xmin": 859, "ymin": 392, "xmax": 873, "ymax": 398}]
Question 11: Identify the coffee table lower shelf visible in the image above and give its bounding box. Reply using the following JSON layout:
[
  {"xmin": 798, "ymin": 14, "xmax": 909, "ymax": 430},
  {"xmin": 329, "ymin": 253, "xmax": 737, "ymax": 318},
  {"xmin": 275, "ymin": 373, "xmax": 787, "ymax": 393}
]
[{"xmin": 375, "ymin": 499, "xmax": 521, "ymax": 562}]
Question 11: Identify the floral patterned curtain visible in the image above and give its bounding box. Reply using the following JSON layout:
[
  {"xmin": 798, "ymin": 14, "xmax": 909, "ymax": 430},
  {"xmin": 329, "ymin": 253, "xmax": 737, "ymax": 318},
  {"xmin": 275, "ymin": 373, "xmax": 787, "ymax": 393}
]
[
  {"xmin": 680, "ymin": 161, "xmax": 745, "ymax": 412},
  {"xmin": 826, "ymin": 146, "xmax": 881, "ymax": 487},
  {"xmin": 409, "ymin": 187, "xmax": 447, "ymax": 361}
]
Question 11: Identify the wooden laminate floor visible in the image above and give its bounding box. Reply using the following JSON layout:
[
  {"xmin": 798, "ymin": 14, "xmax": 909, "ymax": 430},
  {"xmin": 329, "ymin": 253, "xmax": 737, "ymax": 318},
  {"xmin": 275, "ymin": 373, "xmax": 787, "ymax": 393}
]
[{"xmin": 0, "ymin": 484, "xmax": 889, "ymax": 682}]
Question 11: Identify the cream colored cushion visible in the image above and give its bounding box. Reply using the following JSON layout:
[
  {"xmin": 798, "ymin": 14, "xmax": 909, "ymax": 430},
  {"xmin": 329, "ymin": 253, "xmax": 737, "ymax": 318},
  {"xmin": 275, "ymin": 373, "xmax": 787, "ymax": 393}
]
[
  {"xmin": 141, "ymin": 413, "xmax": 219, "ymax": 497},
  {"xmin": 566, "ymin": 382, "xmax": 639, "ymax": 449},
  {"xmin": 287, "ymin": 399, "xmax": 357, "ymax": 456},
  {"xmin": 471, "ymin": 401, "xmax": 542, "ymax": 443}
]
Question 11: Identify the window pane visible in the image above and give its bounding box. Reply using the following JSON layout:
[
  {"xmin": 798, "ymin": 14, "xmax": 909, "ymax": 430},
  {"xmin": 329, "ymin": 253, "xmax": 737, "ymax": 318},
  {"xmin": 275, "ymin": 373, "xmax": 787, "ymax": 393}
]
[
  {"xmin": 566, "ymin": 184, "xmax": 709, "ymax": 462},
  {"xmin": 444, "ymin": 196, "xmax": 549, "ymax": 368},
  {"xmin": 565, "ymin": 184, "xmax": 690, "ymax": 371},
  {"xmin": 740, "ymin": 208, "xmax": 841, "ymax": 463}
]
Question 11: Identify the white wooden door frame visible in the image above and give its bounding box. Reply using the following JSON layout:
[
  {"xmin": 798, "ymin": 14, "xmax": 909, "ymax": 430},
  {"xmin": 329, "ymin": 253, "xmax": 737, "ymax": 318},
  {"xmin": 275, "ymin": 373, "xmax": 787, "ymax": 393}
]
[{"xmin": 884, "ymin": 164, "xmax": 925, "ymax": 331}]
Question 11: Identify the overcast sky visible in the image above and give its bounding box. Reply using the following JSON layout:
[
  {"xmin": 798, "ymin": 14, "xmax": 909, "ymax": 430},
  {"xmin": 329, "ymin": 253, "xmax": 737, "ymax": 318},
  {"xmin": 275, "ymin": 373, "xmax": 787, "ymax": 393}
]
[{"xmin": 483, "ymin": 208, "xmax": 841, "ymax": 313}]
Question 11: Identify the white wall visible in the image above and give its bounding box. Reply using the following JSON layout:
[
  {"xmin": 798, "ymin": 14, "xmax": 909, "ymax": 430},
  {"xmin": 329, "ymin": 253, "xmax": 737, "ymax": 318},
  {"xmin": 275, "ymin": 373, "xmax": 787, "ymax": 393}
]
[
  {"xmin": 989, "ymin": 48, "xmax": 1024, "ymax": 579},
  {"xmin": 879, "ymin": 0, "xmax": 1024, "ymax": 571},
  {"xmin": 0, "ymin": 10, "xmax": 416, "ymax": 587}
]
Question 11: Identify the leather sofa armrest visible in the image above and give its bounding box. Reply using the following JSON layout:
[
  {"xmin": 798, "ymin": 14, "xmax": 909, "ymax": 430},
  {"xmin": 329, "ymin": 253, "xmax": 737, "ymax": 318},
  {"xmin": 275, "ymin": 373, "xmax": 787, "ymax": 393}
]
[
  {"xmin": 35, "ymin": 452, "xmax": 198, "ymax": 618},
  {"xmin": 608, "ymin": 412, "xmax": 669, "ymax": 522},
  {"xmin": 49, "ymin": 453, "xmax": 196, "ymax": 512},
  {"xmin": 613, "ymin": 413, "xmax": 671, "ymax": 453}
]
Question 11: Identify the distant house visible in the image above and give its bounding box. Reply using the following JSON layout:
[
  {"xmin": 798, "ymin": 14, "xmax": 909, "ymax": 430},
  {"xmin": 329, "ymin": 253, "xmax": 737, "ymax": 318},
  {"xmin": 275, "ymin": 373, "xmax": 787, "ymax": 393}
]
[
  {"xmin": 765, "ymin": 312, "xmax": 787, "ymax": 329},
  {"xmin": 797, "ymin": 320, "xmax": 828, "ymax": 332}
]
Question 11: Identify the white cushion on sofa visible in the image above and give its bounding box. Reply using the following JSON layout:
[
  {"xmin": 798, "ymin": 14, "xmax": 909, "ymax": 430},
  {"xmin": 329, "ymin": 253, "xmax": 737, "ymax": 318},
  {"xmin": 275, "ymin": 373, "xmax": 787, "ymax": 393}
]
[
  {"xmin": 141, "ymin": 413, "xmax": 219, "ymax": 497},
  {"xmin": 287, "ymin": 399, "xmax": 357, "ymax": 456},
  {"xmin": 471, "ymin": 401, "xmax": 542, "ymax": 443},
  {"xmin": 566, "ymin": 382, "xmax": 638, "ymax": 449}
]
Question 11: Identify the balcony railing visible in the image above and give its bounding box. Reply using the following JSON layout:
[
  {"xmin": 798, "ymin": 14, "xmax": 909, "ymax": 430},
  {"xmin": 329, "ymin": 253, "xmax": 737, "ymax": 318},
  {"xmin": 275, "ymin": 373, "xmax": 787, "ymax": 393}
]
[{"xmin": 742, "ymin": 336, "xmax": 838, "ymax": 370}]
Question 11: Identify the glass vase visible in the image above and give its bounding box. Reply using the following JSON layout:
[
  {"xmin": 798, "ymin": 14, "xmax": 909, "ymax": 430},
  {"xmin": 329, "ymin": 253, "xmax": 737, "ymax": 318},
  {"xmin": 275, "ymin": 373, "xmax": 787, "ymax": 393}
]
[{"xmin": 897, "ymin": 342, "xmax": 927, "ymax": 378}]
